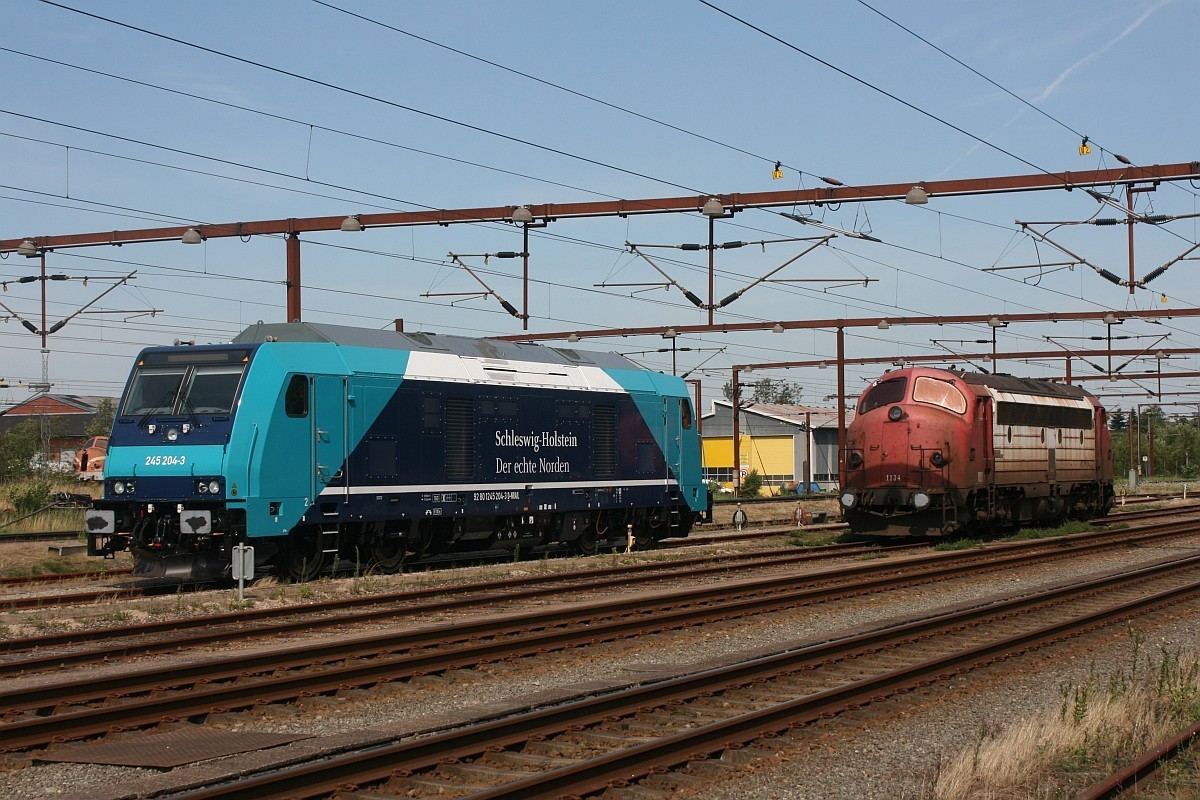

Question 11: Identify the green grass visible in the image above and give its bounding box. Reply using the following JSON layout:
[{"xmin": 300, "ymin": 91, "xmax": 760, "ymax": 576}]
[
  {"xmin": 1002, "ymin": 519, "xmax": 1098, "ymax": 541},
  {"xmin": 0, "ymin": 508, "xmax": 87, "ymax": 535},
  {"xmin": 0, "ymin": 558, "xmax": 86, "ymax": 579},
  {"xmin": 932, "ymin": 538, "xmax": 981, "ymax": 551},
  {"xmin": 786, "ymin": 532, "xmax": 840, "ymax": 548}
]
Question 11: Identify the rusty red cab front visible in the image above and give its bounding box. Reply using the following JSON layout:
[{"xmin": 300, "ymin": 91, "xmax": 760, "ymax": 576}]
[{"xmin": 842, "ymin": 368, "xmax": 979, "ymax": 534}]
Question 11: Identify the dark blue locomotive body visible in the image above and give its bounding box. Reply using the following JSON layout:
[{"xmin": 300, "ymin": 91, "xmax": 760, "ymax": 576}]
[{"xmin": 87, "ymin": 323, "xmax": 709, "ymax": 580}]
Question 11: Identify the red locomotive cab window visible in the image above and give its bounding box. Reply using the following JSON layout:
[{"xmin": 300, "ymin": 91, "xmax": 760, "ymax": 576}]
[
  {"xmin": 912, "ymin": 376, "xmax": 967, "ymax": 415},
  {"xmin": 859, "ymin": 377, "xmax": 907, "ymax": 415}
]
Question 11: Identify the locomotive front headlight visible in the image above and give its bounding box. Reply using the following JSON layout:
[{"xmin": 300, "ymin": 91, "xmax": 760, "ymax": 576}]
[
  {"xmin": 912, "ymin": 492, "xmax": 930, "ymax": 510},
  {"xmin": 207, "ymin": 479, "xmax": 221, "ymax": 494},
  {"xmin": 196, "ymin": 481, "xmax": 208, "ymax": 494},
  {"xmin": 848, "ymin": 451, "xmax": 864, "ymax": 468},
  {"xmin": 839, "ymin": 492, "xmax": 857, "ymax": 509},
  {"xmin": 930, "ymin": 451, "xmax": 947, "ymax": 467},
  {"xmin": 887, "ymin": 405, "xmax": 904, "ymax": 422},
  {"xmin": 166, "ymin": 427, "xmax": 180, "ymax": 442},
  {"xmin": 113, "ymin": 481, "xmax": 126, "ymax": 495}
]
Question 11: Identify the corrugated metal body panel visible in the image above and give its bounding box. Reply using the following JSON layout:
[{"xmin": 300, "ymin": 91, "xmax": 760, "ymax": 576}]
[
  {"xmin": 988, "ymin": 382, "xmax": 1098, "ymax": 487},
  {"xmin": 993, "ymin": 426, "xmax": 1098, "ymax": 485}
]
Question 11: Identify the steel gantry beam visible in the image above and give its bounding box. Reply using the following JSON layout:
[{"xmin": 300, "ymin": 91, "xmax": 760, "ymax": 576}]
[
  {"xmin": 4, "ymin": 162, "xmax": 1197, "ymax": 321},
  {"xmin": 499, "ymin": 308, "xmax": 1200, "ymax": 344}
]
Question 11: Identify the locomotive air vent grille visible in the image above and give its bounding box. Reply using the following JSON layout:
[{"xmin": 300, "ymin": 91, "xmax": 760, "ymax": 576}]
[
  {"xmin": 445, "ymin": 397, "xmax": 475, "ymax": 479},
  {"xmin": 594, "ymin": 404, "xmax": 616, "ymax": 478}
]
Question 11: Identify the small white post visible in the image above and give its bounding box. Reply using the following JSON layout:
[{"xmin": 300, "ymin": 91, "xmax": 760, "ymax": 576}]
[{"xmin": 232, "ymin": 544, "xmax": 254, "ymax": 601}]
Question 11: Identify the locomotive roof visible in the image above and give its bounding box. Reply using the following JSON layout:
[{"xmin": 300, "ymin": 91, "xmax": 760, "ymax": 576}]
[
  {"xmin": 955, "ymin": 371, "xmax": 1095, "ymax": 400},
  {"xmin": 231, "ymin": 322, "xmax": 643, "ymax": 371}
]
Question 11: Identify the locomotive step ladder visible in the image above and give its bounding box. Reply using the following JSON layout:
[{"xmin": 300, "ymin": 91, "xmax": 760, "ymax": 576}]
[
  {"xmin": 318, "ymin": 526, "xmax": 340, "ymax": 554},
  {"xmin": 941, "ymin": 495, "xmax": 959, "ymax": 531}
]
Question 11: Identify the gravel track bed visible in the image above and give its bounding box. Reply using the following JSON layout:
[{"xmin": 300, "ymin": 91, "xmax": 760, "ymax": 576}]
[{"xmin": 4, "ymin": 529, "xmax": 1200, "ymax": 800}]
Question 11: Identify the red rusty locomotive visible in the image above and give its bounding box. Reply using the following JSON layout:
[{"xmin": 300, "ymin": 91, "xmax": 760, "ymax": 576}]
[{"xmin": 840, "ymin": 367, "xmax": 1113, "ymax": 536}]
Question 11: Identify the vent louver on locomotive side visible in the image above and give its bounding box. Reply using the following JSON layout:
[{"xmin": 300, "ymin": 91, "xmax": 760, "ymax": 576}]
[
  {"xmin": 594, "ymin": 404, "xmax": 616, "ymax": 478},
  {"xmin": 445, "ymin": 397, "xmax": 475, "ymax": 479}
]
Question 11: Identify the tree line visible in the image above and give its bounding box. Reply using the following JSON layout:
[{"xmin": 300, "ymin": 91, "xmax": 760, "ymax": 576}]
[{"xmin": 1109, "ymin": 408, "xmax": 1200, "ymax": 481}]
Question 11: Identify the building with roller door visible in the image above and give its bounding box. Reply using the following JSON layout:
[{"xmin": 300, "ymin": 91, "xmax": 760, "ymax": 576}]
[{"xmin": 699, "ymin": 400, "xmax": 852, "ymax": 494}]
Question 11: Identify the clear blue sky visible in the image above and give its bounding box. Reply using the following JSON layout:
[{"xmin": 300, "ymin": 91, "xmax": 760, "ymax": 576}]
[{"xmin": 2, "ymin": 0, "xmax": 1198, "ymax": 413}]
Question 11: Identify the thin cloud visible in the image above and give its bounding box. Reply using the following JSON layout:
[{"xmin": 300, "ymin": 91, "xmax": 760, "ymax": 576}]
[
  {"xmin": 1032, "ymin": 0, "xmax": 1173, "ymax": 103},
  {"xmin": 937, "ymin": 0, "xmax": 1173, "ymax": 176}
]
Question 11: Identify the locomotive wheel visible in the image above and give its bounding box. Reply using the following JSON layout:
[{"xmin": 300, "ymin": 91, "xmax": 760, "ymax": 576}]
[
  {"xmin": 572, "ymin": 527, "xmax": 598, "ymax": 556},
  {"xmin": 286, "ymin": 529, "xmax": 329, "ymax": 582},
  {"xmin": 634, "ymin": 529, "xmax": 658, "ymax": 550},
  {"xmin": 370, "ymin": 536, "xmax": 408, "ymax": 574}
]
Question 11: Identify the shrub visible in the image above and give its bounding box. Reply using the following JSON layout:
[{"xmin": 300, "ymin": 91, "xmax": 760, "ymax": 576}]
[
  {"xmin": 740, "ymin": 469, "xmax": 764, "ymax": 498},
  {"xmin": 6, "ymin": 480, "xmax": 52, "ymax": 516}
]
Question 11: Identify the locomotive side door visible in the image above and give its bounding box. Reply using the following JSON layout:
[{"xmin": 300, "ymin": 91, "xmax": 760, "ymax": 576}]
[
  {"xmin": 313, "ymin": 375, "xmax": 349, "ymax": 505},
  {"xmin": 976, "ymin": 396, "xmax": 995, "ymax": 485},
  {"xmin": 664, "ymin": 397, "xmax": 682, "ymax": 492}
]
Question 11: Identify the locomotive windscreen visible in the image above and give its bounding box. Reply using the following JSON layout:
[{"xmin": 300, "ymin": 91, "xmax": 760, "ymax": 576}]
[
  {"xmin": 858, "ymin": 377, "xmax": 907, "ymax": 414},
  {"xmin": 122, "ymin": 354, "xmax": 249, "ymax": 416}
]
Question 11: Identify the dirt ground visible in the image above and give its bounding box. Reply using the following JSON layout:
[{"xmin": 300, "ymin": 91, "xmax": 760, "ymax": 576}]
[
  {"xmin": 0, "ymin": 539, "xmax": 132, "ymax": 578},
  {"xmin": 713, "ymin": 496, "xmax": 842, "ymax": 526}
]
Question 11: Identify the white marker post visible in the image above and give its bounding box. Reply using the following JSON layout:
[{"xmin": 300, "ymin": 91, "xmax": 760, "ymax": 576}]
[{"xmin": 232, "ymin": 544, "xmax": 254, "ymax": 601}]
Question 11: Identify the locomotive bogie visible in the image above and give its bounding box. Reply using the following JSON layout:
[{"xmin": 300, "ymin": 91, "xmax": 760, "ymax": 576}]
[{"xmin": 88, "ymin": 323, "xmax": 709, "ymax": 580}]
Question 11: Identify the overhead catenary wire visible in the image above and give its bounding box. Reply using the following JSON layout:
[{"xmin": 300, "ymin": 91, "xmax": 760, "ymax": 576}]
[
  {"xmin": 6, "ymin": 3, "xmax": 1197, "ymax": 389},
  {"xmin": 2, "ymin": 114, "xmax": 1128, "ymax": 341},
  {"xmin": 4, "ymin": 52, "xmax": 1196, "ymax": 322},
  {"xmin": 32, "ymin": 0, "xmax": 721, "ymax": 198},
  {"xmin": 694, "ymin": 0, "xmax": 1187, "ymax": 200},
  {"xmin": 0, "ymin": 43, "xmax": 1077, "ymax": 253},
  {"xmin": 307, "ymin": 0, "xmax": 813, "ymax": 180}
]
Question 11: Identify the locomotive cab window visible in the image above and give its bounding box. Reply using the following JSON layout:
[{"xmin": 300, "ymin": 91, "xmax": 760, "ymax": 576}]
[
  {"xmin": 284, "ymin": 375, "xmax": 308, "ymax": 418},
  {"xmin": 858, "ymin": 377, "xmax": 907, "ymax": 415},
  {"xmin": 681, "ymin": 398, "xmax": 693, "ymax": 429},
  {"xmin": 122, "ymin": 366, "xmax": 187, "ymax": 416},
  {"xmin": 122, "ymin": 360, "xmax": 248, "ymax": 417},
  {"xmin": 912, "ymin": 377, "xmax": 967, "ymax": 415},
  {"xmin": 181, "ymin": 364, "xmax": 244, "ymax": 414}
]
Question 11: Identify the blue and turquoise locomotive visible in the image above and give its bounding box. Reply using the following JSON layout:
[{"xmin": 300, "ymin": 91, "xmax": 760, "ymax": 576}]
[{"xmin": 87, "ymin": 323, "xmax": 709, "ymax": 580}]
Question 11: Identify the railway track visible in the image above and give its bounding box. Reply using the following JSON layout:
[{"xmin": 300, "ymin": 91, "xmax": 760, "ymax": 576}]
[
  {"xmin": 0, "ymin": 539, "xmax": 923, "ymax": 669},
  {"xmin": 3, "ymin": 507, "xmax": 1198, "ymax": 673},
  {"xmin": 1077, "ymin": 720, "xmax": 1200, "ymax": 799},
  {"xmin": 2, "ymin": 513, "xmax": 1199, "ymax": 754},
  {"xmin": 0, "ymin": 518, "xmax": 835, "ymax": 610},
  {"xmin": 87, "ymin": 546, "xmax": 1200, "ymax": 798},
  {"xmin": 0, "ymin": 502, "xmax": 1191, "ymax": 613}
]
